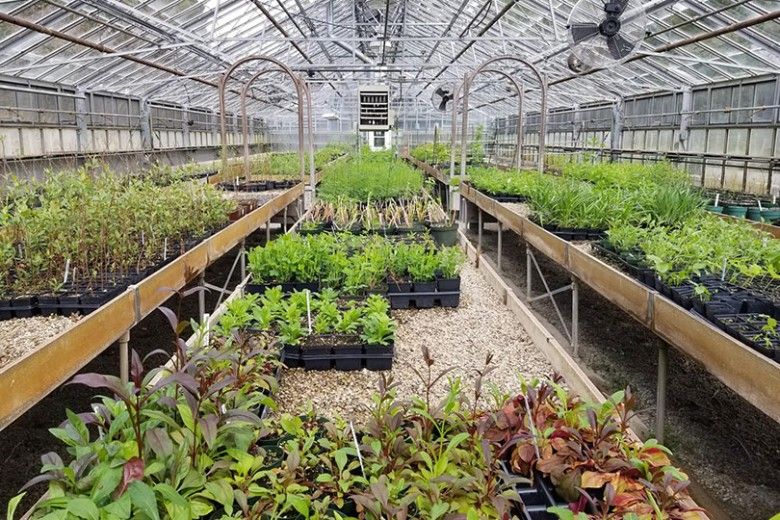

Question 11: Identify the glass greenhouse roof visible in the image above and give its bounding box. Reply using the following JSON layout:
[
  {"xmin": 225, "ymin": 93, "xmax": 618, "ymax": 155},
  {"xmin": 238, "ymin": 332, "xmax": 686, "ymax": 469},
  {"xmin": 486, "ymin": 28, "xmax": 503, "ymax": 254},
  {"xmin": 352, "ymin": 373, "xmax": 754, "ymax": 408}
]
[{"xmin": 0, "ymin": 0, "xmax": 778, "ymax": 119}]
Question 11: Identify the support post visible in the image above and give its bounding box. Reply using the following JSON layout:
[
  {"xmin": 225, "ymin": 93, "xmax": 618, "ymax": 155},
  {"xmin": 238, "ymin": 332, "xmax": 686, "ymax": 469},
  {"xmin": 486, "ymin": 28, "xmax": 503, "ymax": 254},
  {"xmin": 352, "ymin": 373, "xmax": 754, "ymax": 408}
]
[
  {"xmin": 198, "ymin": 272, "xmax": 206, "ymax": 320},
  {"xmin": 240, "ymin": 238, "xmax": 247, "ymax": 280},
  {"xmin": 477, "ymin": 208, "xmax": 483, "ymax": 268},
  {"xmin": 182, "ymin": 105, "xmax": 191, "ymax": 149},
  {"xmin": 497, "ymin": 221, "xmax": 503, "ymax": 272},
  {"xmin": 119, "ymin": 330, "xmax": 130, "ymax": 385},
  {"xmin": 678, "ymin": 87, "xmax": 693, "ymax": 152},
  {"xmin": 139, "ymin": 98, "xmax": 153, "ymax": 151},
  {"xmin": 526, "ymin": 245, "xmax": 533, "ymax": 298},
  {"xmin": 571, "ymin": 277, "xmax": 579, "ymax": 356},
  {"xmin": 610, "ymin": 98, "xmax": 624, "ymax": 162},
  {"xmin": 656, "ymin": 343, "xmax": 669, "ymax": 443},
  {"xmin": 74, "ymin": 87, "xmax": 88, "ymax": 154},
  {"xmin": 265, "ymin": 219, "xmax": 271, "ymax": 243}
]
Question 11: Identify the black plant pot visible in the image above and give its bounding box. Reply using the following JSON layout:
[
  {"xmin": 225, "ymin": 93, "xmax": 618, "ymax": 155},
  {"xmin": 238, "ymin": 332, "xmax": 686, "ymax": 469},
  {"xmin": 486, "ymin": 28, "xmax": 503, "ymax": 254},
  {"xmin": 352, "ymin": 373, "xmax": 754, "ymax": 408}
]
[
  {"xmin": 437, "ymin": 277, "xmax": 461, "ymax": 292},
  {"xmin": 387, "ymin": 279, "xmax": 412, "ymax": 294},
  {"xmin": 333, "ymin": 344, "xmax": 363, "ymax": 371},
  {"xmin": 11, "ymin": 295, "xmax": 37, "ymax": 318},
  {"xmin": 387, "ymin": 294, "xmax": 412, "ymax": 309},
  {"xmin": 37, "ymin": 294, "xmax": 60, "ymax": 316},
  {"xmin": 80, "ymin": 291, "xmax": 112, "ymax": 313},
  {"xmin": 301, "ymin": 345, "xmax": 332, "ymax": 371},
  {"xmin": 412, "ymin": 281, "xmax": 437, "ymax": 308},
  {"xmin": 282, "ymin": 344, "xmax": 302, "ymax": 368},
  {"xmin": 429, "ymin": 225, "xmax": 459, "ymax": 247},
  {"xmin": 744, "ymin": 295, "xmax": 773, "ymax": 315},
  {"xmin": 669, "ymin": 284, "xmax": 695, "ymax": 310},
  {"xmin": 58, "ymin": 294, "xmax": 82, "ymax": 316},
  {"xmin": 364, "ymin": 343, "xmax": 394, "ymax": 371},
  {"xmin": 0, "ymin": 299, "xmax": 13, "ymax": 320}
]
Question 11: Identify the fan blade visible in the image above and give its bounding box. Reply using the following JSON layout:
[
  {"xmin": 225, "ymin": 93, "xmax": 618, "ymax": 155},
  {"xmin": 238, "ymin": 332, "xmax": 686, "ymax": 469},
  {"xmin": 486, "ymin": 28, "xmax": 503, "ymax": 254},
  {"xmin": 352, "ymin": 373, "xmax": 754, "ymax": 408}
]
[
  {"xmin": 435, "ymin": 87, "xmax": 446, "ymax": 97},
  {"xmin": 607, "ymin": 33, "xmax": 636, "ymax": 60},
  {"xmin": 570, "ymin": 23, "xmax": 600, "ymax": 44},
  {"xmin": 439, "ymin": 98, "xmax": 449, "ymax": 112}
]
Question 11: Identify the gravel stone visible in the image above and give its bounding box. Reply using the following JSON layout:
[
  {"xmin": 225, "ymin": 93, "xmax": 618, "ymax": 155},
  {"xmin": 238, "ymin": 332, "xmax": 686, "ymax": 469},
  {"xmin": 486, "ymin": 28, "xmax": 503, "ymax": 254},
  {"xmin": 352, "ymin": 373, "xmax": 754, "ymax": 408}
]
[
  {"xmin": 276, "ymin": 260, "xmax": 553, "ymax": 424},
  {"xmin": 0, "ymin": 315, "xmax": 80, "ymax": 370}
]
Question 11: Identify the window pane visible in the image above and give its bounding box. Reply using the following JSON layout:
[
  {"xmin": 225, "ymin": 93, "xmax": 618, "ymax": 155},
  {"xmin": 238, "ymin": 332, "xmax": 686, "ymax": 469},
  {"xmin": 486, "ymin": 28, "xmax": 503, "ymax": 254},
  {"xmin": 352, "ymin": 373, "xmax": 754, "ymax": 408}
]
[{"xmin": 710, "ymin": 87, "xmax": 731, "ymax": 124}]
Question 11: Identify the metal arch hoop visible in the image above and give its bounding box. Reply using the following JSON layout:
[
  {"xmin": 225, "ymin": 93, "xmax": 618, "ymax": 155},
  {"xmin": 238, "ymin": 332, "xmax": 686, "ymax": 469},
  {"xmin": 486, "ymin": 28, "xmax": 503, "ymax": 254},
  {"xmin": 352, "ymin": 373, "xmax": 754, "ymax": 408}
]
[
  {"xmin": 449, "ymin": 68, "xmax": 525, "ymax": 181},
  {"xmin": 240, "ymin": 69, "xmax": 298, "ymax": 179},
  {"xmin": 219, "ymin": 56, "xmax": 316, "ymax": 196},
  {"xmin": 457, "ymin": 55, "xmax": 548, "ymax": 176}
]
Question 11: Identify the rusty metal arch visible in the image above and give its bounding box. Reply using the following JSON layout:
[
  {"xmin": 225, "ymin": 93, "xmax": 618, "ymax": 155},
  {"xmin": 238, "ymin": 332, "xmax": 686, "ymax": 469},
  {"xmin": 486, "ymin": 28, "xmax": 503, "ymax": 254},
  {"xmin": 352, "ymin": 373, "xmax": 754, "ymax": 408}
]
[
  {"xmin": 458, "ymin": 55, "xmax": 548, "ymax": 176},
  {"xmin": 219, "ymin": 55, "xmax": 315, "ymax": 194},
  {"xmin": 449, "ymin": 69, "xmax": 524, "ymax": 180}
]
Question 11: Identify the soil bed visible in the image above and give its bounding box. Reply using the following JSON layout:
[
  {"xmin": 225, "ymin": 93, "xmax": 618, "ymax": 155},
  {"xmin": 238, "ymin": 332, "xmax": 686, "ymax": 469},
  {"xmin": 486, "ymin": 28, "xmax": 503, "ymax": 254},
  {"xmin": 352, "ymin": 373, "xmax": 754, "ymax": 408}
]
[{"xmin": 276, "ymin": 261, "xmax": 553, "ymax": 425}]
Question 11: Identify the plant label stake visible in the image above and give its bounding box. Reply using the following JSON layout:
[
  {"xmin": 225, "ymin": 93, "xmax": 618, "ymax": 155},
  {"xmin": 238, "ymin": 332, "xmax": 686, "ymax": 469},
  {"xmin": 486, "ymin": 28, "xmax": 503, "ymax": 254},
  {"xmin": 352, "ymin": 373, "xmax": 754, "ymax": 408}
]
[
  {"xmin": 141, "ymin": 231, "xmax": 145, "ymax": 246},
  {"xmin": 63, "ymin": 258, "xmax": 71, "ymax": 284},
  {"xmin": 350, "ymin": 421, "xmax": 366, "ymax": 478},
  {"xmin": 305, "ymin": 290, "xmax": 312, "ymax": 334},
  {"xmin": 163, "ymin": 238, "xmax": 168, "ymax": 261},
  {"xmin": 721, "ymin": 257, "xmax": 727, "ymax": 281},
  {"xmin": 758, "ymin": 199, "xmax": 763, "ymax": 211},
  {"xmin": 714, "ymin": 193, "xmax": 720, "ymax": 207}
]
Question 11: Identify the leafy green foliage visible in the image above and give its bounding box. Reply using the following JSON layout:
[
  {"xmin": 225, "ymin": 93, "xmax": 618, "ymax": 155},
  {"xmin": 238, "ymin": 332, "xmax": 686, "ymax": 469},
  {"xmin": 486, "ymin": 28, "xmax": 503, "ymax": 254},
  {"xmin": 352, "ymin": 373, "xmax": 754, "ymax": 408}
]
[
  {"xmin": 247, "ymin": 233, "xmax": 465, "ymax": 292},
  {"xmin": 611, "ymin": 215, "xmax": 780, "ymax": 285},
  {"xmin": 0, "ymin": 161, "xmax": 234, "ymax": 296}
]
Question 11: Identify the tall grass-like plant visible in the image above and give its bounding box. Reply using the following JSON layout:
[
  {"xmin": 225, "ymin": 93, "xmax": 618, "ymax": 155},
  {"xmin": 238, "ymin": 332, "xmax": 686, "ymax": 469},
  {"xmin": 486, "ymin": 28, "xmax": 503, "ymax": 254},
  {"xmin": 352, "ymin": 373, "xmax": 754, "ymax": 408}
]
[{"xmin": 319, "ymin": 151, "xmax": 424, "ymax": 201}]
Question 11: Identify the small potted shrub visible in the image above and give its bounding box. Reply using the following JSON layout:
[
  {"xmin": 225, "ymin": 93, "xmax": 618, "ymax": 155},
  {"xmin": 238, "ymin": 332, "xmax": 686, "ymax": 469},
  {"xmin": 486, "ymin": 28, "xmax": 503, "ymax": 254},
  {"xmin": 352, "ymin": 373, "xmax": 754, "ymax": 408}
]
[
  {"xmin": 332, "ymin": 305, "xmax": 364, "ymax": 371},
  {"xmin": 360, "ymin": 307, "xmax": 395, "ymax": 371},
  {"xmin": 408, "ymin": 249, "xmax": 439, "ymax": 308},
  {"xmin": 436, "ymin": 246, "xmax": 464, "ymax": 292}
]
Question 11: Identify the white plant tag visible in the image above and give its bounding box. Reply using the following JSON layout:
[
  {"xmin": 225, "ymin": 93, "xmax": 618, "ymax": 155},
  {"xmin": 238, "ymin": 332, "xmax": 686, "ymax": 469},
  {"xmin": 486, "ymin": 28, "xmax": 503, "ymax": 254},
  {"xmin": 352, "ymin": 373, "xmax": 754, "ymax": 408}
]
[{"xmin": 63, "ymin": 258, "xmax": 71, "ymax": 284}]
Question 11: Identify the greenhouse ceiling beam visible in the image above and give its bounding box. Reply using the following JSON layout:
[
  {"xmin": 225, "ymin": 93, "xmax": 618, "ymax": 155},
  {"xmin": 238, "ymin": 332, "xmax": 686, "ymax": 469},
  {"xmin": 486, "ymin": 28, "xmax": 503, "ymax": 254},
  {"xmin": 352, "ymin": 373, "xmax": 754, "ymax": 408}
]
[
  {"xmin": 0, "ymin": 42, "xmax": 196, "ymax": 75},
  {"xmin": 0, "ymin": 11, "xmax": 287, "ymax": 113},
  {"xmin": 79, "ymin": 0, "xmax": 227, "ymax": 66},
  {"xmin": 637, "ymin": 51, "xmax": 780, "ymax": 76},
  {"xmin": 684, "ymin": 1, "xmax": 777, "ymax": 53},
  {"xmin": 420, "ymin": 0, "xmax": 519, "ymax": 93},
  {"xmin": 412, "ymin": 0, "xmax": 466, "ymax": 81},
  {"xmin": 281, "ymin": 0, "xmax": 342, "ymax": 78}
]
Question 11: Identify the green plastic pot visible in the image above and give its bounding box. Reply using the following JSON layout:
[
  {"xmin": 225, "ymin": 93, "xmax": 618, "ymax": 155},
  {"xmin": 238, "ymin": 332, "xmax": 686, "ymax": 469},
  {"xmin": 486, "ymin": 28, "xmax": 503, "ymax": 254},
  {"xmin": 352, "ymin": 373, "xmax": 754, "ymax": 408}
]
[
  {"xmin": 724, "ymin": 205, "xmax": 748, "ymax": 218},
  {"xmin": 762, "ymin": 208, "xmax": 780, "ymax": 222},
  {"xmin": 747, "ymin": 207, "xmax": 764, "ymax": 221},
  {"xmin": 706, "ymin": 205, "xmax": 723, "ymax": 214}
]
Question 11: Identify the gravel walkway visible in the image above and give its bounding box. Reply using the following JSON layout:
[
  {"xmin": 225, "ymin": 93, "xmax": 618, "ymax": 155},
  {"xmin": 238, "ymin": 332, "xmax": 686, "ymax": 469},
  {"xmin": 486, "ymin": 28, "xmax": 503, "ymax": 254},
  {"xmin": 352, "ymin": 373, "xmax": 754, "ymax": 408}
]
[
  {"xmin": 0, "ymin": 315, "xmax": 80, "ymax": 370},
  {"xmin": 275, "ymin": 260, "xmax": 553, "ymax": 424}
]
